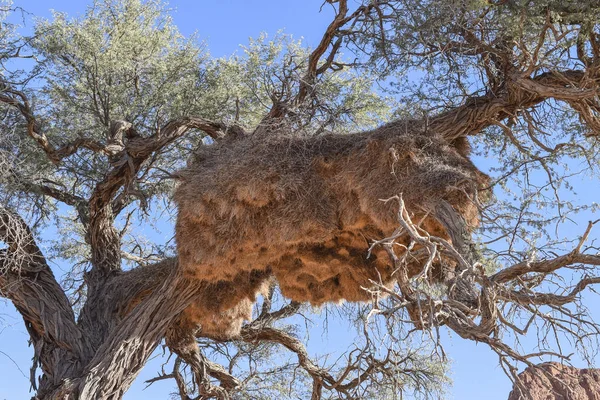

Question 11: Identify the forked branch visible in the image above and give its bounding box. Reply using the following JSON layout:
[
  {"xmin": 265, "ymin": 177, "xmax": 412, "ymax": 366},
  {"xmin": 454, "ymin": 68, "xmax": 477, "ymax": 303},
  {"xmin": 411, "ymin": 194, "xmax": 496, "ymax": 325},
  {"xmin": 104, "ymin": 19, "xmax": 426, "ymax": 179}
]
[{"xmin": 368, "ymin": 197, "xmax": 600, "ymax": 396}]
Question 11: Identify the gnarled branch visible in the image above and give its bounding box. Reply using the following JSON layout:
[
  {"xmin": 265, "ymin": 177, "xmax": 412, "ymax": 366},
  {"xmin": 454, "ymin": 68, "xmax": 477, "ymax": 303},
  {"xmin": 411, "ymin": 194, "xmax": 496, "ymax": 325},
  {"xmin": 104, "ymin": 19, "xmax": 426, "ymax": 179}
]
[{"xmin": 0, "ymin": 206, "xmax": 83, "ymax": 397}]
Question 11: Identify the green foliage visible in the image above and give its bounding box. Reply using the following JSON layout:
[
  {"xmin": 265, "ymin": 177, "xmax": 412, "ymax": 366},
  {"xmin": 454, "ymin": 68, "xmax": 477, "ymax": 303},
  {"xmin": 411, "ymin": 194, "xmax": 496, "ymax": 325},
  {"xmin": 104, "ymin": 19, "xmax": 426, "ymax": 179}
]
[
  {"xmin": 34, "ymin": 0, "xmax": 207, "ymax": 130},
  {"xmin": 1, "ymin": 0, "xmax": 393, "ymax": 259}
]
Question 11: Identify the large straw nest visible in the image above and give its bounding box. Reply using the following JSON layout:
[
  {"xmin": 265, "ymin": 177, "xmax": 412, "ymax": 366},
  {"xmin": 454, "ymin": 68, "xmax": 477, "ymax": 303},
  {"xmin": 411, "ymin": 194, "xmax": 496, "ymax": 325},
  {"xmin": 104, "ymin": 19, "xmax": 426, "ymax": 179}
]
[{"xmin": 173, "ymin": 120, "xmax": 488, "ymax": 336}]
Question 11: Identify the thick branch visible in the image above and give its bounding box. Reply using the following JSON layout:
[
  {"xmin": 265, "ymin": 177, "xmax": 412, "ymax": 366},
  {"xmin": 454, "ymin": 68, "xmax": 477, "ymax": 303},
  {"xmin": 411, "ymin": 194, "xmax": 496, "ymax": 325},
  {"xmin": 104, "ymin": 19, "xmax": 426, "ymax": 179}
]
[
  {"xmin": 491, "ymin": 252, "xmax": 600, "ymax": 284},
  {"xmin": 73, "ymin": 273, "xmax": 198, "ymax": 399},
  {"xmin": 0, "ymin": 207, "xmax": 83, "ymax": 396},
  {"xmin": 297, "ymin": 0, "xmax": 358, "ymax": 104},
  {"xmin": 76, "ymin": 117, "xmax": 246, "ymax": 371},
  {"xmin": 429, "ymin": 70, "xmax": 598, "ymax": 139},
  {"xmin": 87, "ymin": 117, "xmax": 246, "ymax": 275}
]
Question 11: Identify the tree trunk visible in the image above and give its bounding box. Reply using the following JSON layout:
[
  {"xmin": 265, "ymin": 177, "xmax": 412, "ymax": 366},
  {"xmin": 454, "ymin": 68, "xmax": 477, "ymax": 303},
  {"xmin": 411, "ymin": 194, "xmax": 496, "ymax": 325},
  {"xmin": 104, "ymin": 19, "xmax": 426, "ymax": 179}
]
[{"xmin": 35, "ymin": 271, "xmax": 198, "ymax": 399}]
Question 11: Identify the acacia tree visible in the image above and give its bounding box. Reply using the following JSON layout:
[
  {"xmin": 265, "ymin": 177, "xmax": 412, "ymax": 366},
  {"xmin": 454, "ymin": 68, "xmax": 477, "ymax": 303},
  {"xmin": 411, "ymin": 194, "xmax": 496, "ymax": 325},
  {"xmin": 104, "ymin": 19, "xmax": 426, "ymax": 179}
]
[{"xmin": 1, "ymin": 0, "xmax": 600, "ymax": 399}]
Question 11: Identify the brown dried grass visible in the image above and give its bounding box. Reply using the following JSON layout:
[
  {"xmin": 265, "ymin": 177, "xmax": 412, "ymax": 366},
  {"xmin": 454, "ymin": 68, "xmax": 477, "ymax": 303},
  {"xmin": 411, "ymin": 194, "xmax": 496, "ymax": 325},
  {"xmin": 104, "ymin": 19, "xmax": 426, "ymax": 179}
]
[{"xmin": 173, "ymin": 120, "xmax": 488, "ymax": 337}]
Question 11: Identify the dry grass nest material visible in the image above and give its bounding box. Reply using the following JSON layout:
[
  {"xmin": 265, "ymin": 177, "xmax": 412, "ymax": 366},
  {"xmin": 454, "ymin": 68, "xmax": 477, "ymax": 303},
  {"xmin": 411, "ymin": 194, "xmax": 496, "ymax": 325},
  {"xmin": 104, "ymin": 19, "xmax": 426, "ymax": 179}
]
[{"xmin": 172, "ymin": 120, "xmax": 489, "ymax": 337}]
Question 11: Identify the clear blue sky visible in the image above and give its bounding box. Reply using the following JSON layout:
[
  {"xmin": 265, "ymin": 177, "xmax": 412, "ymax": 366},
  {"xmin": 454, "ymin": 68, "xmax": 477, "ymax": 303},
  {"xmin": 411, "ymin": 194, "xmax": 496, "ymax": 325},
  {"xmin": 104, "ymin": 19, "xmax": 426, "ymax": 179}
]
[{"xmin": 1, "ymin": 1, "xmax": 598, "ymax": 399}]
